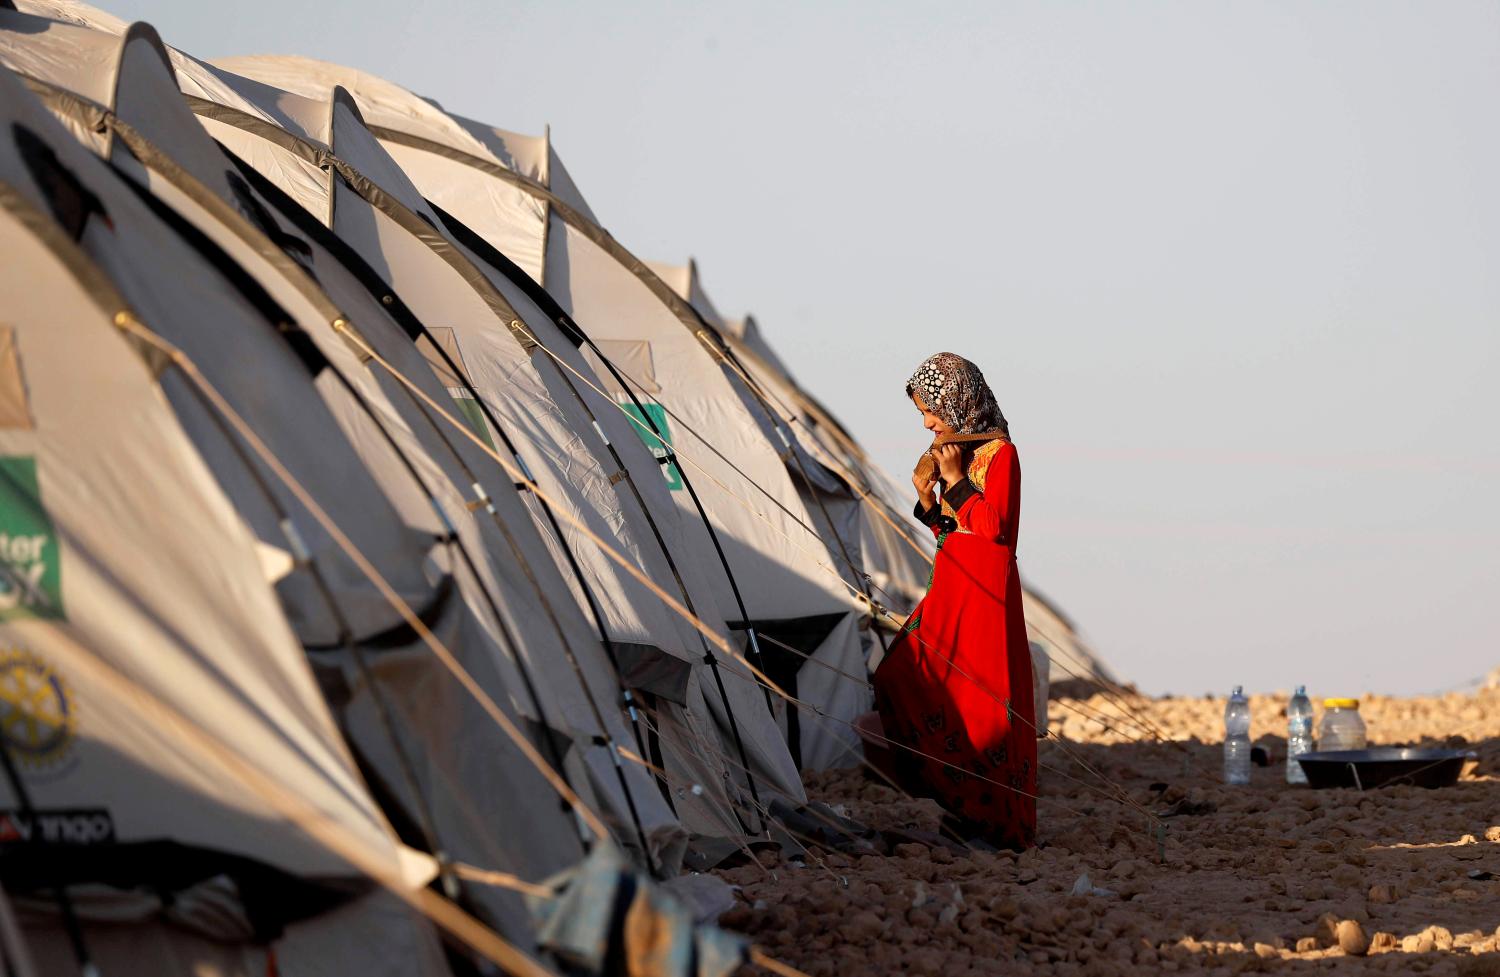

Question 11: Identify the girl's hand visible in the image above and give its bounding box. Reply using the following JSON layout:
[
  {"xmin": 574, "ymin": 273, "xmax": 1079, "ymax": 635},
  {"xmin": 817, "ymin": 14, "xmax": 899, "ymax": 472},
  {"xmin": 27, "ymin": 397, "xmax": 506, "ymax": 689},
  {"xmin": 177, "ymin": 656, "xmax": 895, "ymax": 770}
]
[
  {"xmin": 933, "ymin": 443, "xmax": 965, "ymax": 486},
  {"xmin": 912, "ymin": 470, "xmax": 937, "ymax": 510}
]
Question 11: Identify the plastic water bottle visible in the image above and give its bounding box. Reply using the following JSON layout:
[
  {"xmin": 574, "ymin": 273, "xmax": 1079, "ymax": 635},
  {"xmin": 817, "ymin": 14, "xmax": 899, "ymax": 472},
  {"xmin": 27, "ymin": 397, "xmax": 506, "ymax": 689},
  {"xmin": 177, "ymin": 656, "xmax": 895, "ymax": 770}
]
[
  {"xmin": 1286, "ymin": 686, "xmax": 1313, "ymax": 784},
  {"xmin": 1223, "ymin": 686, "xmax": 1251, "ymax": 785}
]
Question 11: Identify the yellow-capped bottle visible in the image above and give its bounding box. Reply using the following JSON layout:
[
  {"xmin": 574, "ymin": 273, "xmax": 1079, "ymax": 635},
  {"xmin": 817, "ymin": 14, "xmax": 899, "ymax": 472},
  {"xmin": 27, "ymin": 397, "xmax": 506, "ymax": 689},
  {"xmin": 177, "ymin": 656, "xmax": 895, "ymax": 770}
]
[{"xmin": 1318, "ymin": 698, "xmax": 1367, "ymax": 751}]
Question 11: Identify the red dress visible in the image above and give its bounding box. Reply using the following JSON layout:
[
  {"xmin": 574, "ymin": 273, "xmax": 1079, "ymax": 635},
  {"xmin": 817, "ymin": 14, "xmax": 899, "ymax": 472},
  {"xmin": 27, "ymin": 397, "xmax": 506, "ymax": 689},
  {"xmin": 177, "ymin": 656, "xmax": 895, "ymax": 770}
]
[{"xmin": 873, "ymin": 440, "xmax": 1037, "ymax": 848}]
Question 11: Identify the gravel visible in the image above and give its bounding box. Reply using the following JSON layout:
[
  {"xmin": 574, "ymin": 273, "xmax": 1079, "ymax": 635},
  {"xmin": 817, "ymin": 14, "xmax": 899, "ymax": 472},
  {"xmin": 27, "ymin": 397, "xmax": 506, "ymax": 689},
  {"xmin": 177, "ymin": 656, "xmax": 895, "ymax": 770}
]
[{"xmin": 718, "ymin": 688, "xmax": 1500, "ymax": 975}]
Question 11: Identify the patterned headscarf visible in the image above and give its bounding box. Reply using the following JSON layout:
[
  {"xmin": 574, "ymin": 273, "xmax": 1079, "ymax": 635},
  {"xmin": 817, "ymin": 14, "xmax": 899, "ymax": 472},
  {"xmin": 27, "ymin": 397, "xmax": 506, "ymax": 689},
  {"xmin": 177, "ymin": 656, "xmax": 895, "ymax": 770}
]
[{"xmin": 905, "ymin": 352, "xmax": 1010, "ymax": 437}]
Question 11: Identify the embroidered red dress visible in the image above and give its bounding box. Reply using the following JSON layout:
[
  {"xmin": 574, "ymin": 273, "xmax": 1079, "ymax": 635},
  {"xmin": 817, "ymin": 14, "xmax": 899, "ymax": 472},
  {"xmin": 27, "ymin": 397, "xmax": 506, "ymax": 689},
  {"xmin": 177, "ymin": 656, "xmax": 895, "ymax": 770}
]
[{"xmin": 873, "ymin": 439, "xmax": 1037, "ymax": 848}]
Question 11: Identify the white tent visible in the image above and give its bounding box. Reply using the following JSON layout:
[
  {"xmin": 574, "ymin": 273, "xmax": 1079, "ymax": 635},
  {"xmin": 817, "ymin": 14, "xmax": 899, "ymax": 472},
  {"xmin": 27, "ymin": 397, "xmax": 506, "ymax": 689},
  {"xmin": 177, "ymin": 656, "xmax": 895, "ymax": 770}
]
[
  {"xmin": 1, "ymin": 1, "xmax": 810, "ymax": 848},
  {"xmin": 0, "ymin": 61, "xmax": 449, "ymax": 976},
  {"xmin": 179, "ymin": 50, "xmax": 804, "ymax": 814},
  {"xmin": 209, "ymin": 56, "xmax": 886, "ymax": 772},
  {"xmin": 0, "ymin": 14, "xmax": 621, "ymax": 953}
]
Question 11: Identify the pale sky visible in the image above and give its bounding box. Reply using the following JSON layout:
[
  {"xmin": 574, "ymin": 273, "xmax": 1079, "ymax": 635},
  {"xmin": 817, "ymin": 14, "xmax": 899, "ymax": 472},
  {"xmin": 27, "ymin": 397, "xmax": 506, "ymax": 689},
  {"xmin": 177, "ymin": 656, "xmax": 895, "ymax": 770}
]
[{"xmin": 101, "ymin": 0, "xmax": 1500, "ymax": 697}]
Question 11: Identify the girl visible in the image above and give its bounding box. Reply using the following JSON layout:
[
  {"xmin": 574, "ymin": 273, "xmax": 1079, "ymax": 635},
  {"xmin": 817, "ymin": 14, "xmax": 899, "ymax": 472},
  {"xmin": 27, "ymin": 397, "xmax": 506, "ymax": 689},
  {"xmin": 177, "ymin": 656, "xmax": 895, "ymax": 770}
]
[{"xmin": 872, "ymin": 352, "xmax": 1036, "ymax": 848}]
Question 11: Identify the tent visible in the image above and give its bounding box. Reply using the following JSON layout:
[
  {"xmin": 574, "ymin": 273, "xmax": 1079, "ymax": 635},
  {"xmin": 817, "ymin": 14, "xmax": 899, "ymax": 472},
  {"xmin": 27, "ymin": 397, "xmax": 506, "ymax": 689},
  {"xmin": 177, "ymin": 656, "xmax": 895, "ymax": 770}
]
[
  {"xmin": 0, "ymin": 1, "xmax": 813, "ymax": 858},
  {"xmin": 205, "ymin": 55, "xmax": 888, "ymax": 772},
  {"xmin": 0, "ymin": 13, "xmax": 620, "ymax": 953},
  {"xmin": 158, "ymin": 42, "xmax": 812, "ymax": 804},
  {"xmin": 188, "ymin": 60, "xmax": 798, "ymax": 826},
  {"xmin": 0, "ymin": 60, "xmax": 450, "ymax": 976}
]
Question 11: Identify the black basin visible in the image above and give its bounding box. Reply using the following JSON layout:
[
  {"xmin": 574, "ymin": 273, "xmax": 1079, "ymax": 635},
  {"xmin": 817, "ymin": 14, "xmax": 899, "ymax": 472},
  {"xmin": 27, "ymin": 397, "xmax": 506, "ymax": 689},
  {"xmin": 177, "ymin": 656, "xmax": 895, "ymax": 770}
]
[{"xmin": 1294, "ymin": 748, "xmax": 1473, "ymax": 790}]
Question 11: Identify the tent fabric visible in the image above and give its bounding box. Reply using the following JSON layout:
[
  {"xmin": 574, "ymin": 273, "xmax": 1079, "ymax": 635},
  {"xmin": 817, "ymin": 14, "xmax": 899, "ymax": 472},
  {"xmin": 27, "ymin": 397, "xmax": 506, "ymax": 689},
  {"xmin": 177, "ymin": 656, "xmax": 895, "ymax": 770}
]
[
  {"xmin": 195, "ymin": 63, "xmax": 702, "ymax": 672},
  {"xmin": 0, "ymin": 61, "xmax": 401, "ymax": 892},
  {"xmin": 52, "ymin": 12, "xmax": 797, "ymax": 848},
  {"xmin": 643, "ymin": 260, "xmax": 888, "ymax": 766},
  {"xmin": 18, "ymin": 0, "xmax": 739, "ymax": 895},
  {"xmin": 184, "ymin": 53, "xmax": 805, "ymax": 812},
  {"xmin": 20, "ymin": 889, "xmax": 452, "ymax": 977},
  {"xmin": 199, "ymin": 57, "xmax": 898, "ymax": 773},
  {"xmin": 216, "ymin": 55, "xmax": 555, "ymax": 283},
  {"xmin": 211, "ymin": 56, "xmax": 602, "ymax": 272},
  {"xmin": 203, "ymin": 57, "xmax": 861, "ymax": 618},
  {"xmin": 723, "ymin": 316, "xmax": 797, "ymax": 389},
  {"xmin": 271, "ymin": 92, "xmax": 780, "ymax": 829},
  {"xmin": 0, "ymin": 68, "xmax": 452, "ymax": 976},
  {"xmin": 0, "ymin": 18, "xmax": 611, "ymax": 948},
  {"xmin": 648, "ymin": 260, "xmax": 928, "ymax": 608}
]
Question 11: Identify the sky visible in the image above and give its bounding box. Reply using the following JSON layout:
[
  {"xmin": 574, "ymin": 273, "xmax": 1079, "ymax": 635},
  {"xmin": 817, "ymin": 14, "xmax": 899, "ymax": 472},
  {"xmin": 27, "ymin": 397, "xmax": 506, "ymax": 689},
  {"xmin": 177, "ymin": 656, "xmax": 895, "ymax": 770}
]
[{"xmin": 98, "ymin": 0, "xmax": 1500, "ymax": 698}]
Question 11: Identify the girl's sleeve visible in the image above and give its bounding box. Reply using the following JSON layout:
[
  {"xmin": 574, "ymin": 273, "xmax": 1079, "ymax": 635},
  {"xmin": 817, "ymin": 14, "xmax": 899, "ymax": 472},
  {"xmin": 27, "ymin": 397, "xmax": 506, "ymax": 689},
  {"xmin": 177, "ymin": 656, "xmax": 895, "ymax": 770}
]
[
  {"xmin": 942, "ymin": 443, "xmax": 1019, "ymax": 543},
  {"xmin": 913, "ymin": 499, "xmax": 946, "ymax": 538}
]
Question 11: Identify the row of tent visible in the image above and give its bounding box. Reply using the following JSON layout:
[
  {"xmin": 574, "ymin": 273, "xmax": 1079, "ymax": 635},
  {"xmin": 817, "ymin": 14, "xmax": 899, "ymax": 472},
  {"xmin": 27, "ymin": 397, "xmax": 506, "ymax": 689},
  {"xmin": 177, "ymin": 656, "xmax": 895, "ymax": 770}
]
[{"xmin": 0, "ymin": 2, "xmax": 1117, "ymax": 974}]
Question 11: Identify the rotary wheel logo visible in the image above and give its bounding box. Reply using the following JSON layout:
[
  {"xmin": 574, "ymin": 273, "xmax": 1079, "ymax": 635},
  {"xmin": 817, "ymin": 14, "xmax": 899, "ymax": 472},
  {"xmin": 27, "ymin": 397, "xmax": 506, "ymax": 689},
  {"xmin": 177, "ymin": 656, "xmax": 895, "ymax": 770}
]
[{"xmin": 0, "ymin": 648, "xmax": 75, "ymax": 770}]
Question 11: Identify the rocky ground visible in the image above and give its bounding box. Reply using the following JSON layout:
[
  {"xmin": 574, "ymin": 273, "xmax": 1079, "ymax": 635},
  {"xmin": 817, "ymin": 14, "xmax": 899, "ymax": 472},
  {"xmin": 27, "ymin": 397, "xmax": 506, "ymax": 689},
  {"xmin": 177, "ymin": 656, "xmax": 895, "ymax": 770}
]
[{"xmin": 718, "ymin": 687, "xmax": 1500, "ymax": 975}]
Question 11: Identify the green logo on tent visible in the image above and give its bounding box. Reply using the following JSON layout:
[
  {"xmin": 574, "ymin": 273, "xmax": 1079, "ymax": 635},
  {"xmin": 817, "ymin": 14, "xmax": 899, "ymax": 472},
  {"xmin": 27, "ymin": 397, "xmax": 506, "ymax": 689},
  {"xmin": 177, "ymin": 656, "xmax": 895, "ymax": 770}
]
[
  {"xmin": 0, "ymin": 457, "xmax": 63, "ymax": 621},
  {"xmin": 449, "ymin": 392, "xmax": 498, "ymax": 452},
  {"xmin": 620, "ymin": 402, "xmax": 682, "ymax": 491}
]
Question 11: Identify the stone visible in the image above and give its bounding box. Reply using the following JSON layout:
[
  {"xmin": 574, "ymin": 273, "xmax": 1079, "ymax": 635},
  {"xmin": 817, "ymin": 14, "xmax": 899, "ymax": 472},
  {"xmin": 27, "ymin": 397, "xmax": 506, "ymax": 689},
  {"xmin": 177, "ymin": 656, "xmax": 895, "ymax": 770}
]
[
  {"xmin": 1402, "ymin": 932, "xmax": 1435, "ymax": 953},
  {"xmin": 838, "ymin": 911, "xmax": 884, "ymax": 942},
  {"xmin": 1336, "ymin": 919, "xmax": 1368, "ymax": 956},
  {"xmin": 1295, "ymin": 937, "xmax": 1319, "ymax": 953},
  {"xmin": 1367, "ymin": 883, "xmax": 1395, "ymax": 904},
  {"xmin": 1369, "ymin": 931, "xmax": 1397, "ymax": 953},
  {"xmin": 905, "ymin": 947, "xmax": 944, "ymax": 976}
]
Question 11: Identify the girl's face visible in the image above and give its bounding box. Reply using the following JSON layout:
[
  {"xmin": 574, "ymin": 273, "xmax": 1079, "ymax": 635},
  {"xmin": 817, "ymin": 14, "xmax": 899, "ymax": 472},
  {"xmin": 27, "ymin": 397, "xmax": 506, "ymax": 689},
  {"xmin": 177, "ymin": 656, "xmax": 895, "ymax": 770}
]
[{"xmin": 913, "ymin": 392, "xmax": 953, "ymax": 437}]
